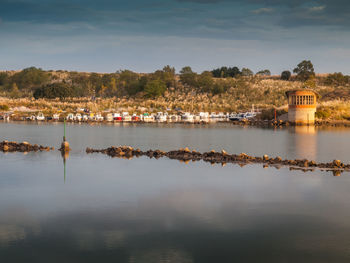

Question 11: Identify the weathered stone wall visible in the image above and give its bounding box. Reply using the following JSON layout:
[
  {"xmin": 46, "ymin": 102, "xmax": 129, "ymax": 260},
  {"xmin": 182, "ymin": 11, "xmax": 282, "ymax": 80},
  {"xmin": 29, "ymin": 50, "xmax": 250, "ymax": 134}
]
[{"xmin": 288, "ymin": 107, "xmax": 316, "ymax": 124}]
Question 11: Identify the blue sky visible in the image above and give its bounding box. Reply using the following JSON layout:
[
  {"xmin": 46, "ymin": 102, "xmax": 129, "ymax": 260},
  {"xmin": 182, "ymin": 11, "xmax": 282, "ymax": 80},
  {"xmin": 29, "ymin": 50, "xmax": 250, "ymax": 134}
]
[{"xmin": 0, "ymin": 0, "xmax": 349, "ymax": 74}]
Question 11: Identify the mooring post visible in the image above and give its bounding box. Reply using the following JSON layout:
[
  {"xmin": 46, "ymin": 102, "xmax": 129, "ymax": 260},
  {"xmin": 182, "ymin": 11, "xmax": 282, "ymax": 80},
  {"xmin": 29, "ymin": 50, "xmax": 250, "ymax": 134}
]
[
  {"xmin": 63, "ymin": 119, "xmax": 66, "ymax": 142},
  {"xmin": 60, "ymin": 118, "xmax": 70, "ymax": 152}
]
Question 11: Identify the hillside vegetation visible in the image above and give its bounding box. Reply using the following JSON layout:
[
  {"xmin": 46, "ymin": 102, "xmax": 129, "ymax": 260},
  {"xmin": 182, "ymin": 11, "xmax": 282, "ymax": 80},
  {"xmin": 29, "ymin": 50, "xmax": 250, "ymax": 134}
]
[{"xmin": 1, "ymin": 62, "xmax": 350, "ymax": 120}]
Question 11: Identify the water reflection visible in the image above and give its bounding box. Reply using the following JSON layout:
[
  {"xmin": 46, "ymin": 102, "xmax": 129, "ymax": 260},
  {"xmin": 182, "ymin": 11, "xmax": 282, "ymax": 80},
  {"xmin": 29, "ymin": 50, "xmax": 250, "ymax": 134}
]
[
  {"xmin": 2, "ymin": 121, "xmax": 350, "ymax": 162},
  {"xmin": 61, "ymin": 150, "xmax": 69, "ymax": 183},
  {"xmin": 1, "ymin": 150, "xmax": 350, "ymax": 262},
  {"xmin": 288, "ymin": 126, "xmax": 317, "ymax": 161}
]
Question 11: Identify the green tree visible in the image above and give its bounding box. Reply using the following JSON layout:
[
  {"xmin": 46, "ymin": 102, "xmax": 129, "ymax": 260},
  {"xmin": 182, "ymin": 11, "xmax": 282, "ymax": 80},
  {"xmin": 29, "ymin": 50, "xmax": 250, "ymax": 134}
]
[
  {"xmin": 144, "ymin": 79, "xmax": 166, "ymax": 98},
  {"xmin": 151, "ymin": 66, "xmax": 176, "ymax": 88},
  {"xmin": 241, "ymin": 68, "xmax": 254, "ymax": 77},
  {"xmin": 0, "ymin": 72, "xmax": 9, "ymax": 86},
  {"xmin": 324, "ymin": 72, "xmax": 350, "ymax": 86},
  {"xmin": 33, "ymin": 83, "xmax": 76, "ymax": 100},
  {"xmin": 212, "ymin": 84, "xmax": 224, "ymax": 95},
  {"xmin": 293, "ymin": 60, "xmax": 315, "ymax": 81},
  {"xmin": 304, "ymin": 75, "xmax": 316, "ymax": 89},
  {"xmin": 211, "ymin": 66, "xmax": 241, "ymax": 78},
  {"xmin": 281, "ymin": 70, "xmax": 291, "ymax": 80},
  {"xmin": 9, "ymin": 83, "xmax": 21, "ymax": 98},
  {"xmin": 197, "ymin": 71, "xmax": 214, "ymax": 92},
  {"xmin": 256, "ymin": 69, "xmax": 271, "ymax": 76},
  {"xmin": 180, "ymin": 66, "xmax": 197, "ymax": 87},
  {"xmin": 10, "ymin": 67, "xmax": 50, "ymax": 91}
]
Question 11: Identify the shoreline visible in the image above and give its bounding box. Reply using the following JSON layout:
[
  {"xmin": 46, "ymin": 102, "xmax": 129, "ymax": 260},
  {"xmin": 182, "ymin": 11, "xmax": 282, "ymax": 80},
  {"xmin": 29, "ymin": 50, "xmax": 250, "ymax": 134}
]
[{"xmin": 2, "ymin": 118, "xmax": 350, "ymax": 128}]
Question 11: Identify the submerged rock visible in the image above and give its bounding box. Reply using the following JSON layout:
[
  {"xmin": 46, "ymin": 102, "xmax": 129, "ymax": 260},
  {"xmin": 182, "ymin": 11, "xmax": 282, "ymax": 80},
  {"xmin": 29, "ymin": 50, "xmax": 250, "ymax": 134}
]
[
  {"xmin": 85, "ymin": 145, "xmax": 350, "ymax": 175},
  {"xmin": 0, "ymin": 141, "xmax": 53, "ymax": 153}
]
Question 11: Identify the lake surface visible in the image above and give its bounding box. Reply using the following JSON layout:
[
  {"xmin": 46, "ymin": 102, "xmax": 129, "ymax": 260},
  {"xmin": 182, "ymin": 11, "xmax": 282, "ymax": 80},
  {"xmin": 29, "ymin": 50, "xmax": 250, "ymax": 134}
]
[{"xmin": 1, "ymin": 122, "xmax": 350, "ymax": 262}]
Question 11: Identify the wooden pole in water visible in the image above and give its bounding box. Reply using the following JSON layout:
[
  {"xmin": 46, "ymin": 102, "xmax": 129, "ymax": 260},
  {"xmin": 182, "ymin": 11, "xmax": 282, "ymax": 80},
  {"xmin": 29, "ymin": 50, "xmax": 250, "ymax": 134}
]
[
  {"xmin": 63, "ymin": 119, "xmax": 66, "ymax": 141},
  {"xmin": 60, "ymin": 118, "xmax": 70, "ymax": 152}
]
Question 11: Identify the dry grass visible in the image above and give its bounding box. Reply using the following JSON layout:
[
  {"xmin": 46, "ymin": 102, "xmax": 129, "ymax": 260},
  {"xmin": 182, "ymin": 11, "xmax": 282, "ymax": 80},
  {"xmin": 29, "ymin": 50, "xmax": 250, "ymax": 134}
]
[{"xmin": 1, "ymin": 78, "xmax": 349, "ymax": 120}]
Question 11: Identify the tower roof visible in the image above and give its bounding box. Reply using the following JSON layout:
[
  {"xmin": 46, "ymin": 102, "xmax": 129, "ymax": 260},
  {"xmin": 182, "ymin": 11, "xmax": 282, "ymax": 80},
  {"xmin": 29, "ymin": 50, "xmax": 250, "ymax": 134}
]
[{"xmin": 285, "ymin": 89, "xmax": 320, "ymax": 99}]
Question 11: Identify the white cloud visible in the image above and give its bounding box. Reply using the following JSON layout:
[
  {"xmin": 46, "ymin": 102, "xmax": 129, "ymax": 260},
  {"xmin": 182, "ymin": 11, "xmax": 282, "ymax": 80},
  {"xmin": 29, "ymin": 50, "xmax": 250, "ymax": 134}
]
[
  {"xmin": 251, "ymin": 8, "xmax": 274, "ymax": 14},
  {"xmin": 309, "ymin": 5, "xmax": 326, "ymax": 12}
]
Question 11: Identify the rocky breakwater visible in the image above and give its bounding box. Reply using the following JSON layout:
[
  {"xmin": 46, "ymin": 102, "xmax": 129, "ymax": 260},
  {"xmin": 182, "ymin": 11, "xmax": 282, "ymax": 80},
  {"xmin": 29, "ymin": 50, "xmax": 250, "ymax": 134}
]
[
  {"xmin": 0, "ymin": 140, "xmax": 54, "ymax": 152},
  {"xmin": 86, "ymin": 146, "xmax": 350, "ymax": 174}
]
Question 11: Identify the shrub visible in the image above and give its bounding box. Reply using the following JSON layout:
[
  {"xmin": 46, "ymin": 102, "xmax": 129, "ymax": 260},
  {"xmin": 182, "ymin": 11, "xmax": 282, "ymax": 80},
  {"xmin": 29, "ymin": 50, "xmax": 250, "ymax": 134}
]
[
  {"xmin": 0, "ymin": 104, "xmax": 9, "ymax": 111},
  {"xmin": 315, "ymin": 109, "xmax": 331, "ymax": 119},
  {"xmin": 281, "ymin": 71, "xmax": 291, "ymax": 80},
  {"xmin": 258, "ymin": 108, "xmax": 287, "ymax": 120},
  {"xmin": 34, "ymin": 83, "xmax": 78, "ymax": 100}
]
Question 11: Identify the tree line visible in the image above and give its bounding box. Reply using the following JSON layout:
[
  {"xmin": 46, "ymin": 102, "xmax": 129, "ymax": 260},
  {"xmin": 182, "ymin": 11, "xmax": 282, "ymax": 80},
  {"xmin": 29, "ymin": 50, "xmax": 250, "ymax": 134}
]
[{"xmin": 0, "ymin": 60, "xmax": 349, "ymax": 100}]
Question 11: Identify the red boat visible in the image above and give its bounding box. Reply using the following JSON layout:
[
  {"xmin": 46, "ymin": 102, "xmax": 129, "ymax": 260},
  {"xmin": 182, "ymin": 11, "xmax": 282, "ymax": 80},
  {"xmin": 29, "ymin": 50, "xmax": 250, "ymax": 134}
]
[{"xmin": 132, "ymin": 116, "xmax": 139, "ymax": 121}]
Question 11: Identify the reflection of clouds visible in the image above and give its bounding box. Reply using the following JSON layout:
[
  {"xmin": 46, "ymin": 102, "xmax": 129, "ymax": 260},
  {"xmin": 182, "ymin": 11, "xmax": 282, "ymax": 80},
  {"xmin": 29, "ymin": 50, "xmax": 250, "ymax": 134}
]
[
  {"xmin": 103, "ymin": 230, "xmax": 125, "ymax": 250},
  {"xmin": 129, "ymin": 248, "xmax": 193, "ymax": 263},
  {"xmin": 0, "ymin": 208, "xmax": 41, "ymax": 247},
  {"xmin": 73, "ymin": 229, "xmax": 126, "ymax": 251},
  {"xmin": 0, "ymin": 225, "xmax": 26, "ymax": 245},
  {"xmin": 2, "ymin": 180, "xmax": 350, "ymax": 261}
]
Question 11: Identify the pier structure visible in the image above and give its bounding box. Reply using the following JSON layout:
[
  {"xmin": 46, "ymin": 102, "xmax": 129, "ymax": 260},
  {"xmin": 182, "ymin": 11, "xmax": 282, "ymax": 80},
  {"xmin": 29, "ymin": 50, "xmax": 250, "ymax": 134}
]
[{"xmin": 286, "ymin": 90, "xmax": 318, "ymax": 125}]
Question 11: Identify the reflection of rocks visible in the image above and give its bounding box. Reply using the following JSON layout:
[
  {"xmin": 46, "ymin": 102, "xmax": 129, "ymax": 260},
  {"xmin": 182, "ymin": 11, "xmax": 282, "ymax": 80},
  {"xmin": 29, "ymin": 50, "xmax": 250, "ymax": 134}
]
[
  {"xmin": 0, "ymin": 141, "xmax": 53, "ymax": 152},
  {"xmin": 86, "ymin": 145, "xmax": 350, "ymax": 174},
  {"xmin": 332, "ymin": 170, "xmax": 343, "ymax": 177}
]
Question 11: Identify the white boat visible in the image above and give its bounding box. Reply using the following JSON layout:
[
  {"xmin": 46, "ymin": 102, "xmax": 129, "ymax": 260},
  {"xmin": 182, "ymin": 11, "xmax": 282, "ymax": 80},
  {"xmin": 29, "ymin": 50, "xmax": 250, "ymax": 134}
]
[
  {"xmin": 229, "ymin": 113, "xmax": 247, "ymax": 121},
  {"xmin": 82, "ymin": 114, "xmax": 88, "ymax": 121},
  {"xmin": 199, "ymin": 112, "xmax": 209, "ymax": 119},
  {"xmin": 66, "ymin": 113, "xmax": 75, "ymax": 121},
  {"xmin": 123, "ymin": 115, "xmax": 132, "ymax": 122},
  {"xmin": 94, "ymin": 114, "xmax": 104, "ymax": 121},
  {"xmin": 193, "ymin": 115, "xmax": 201, "ymax": 121},
  {"xmin": 168, "ymin": 114, "xmax": 180, "ymax": 122},
  {"xmin": 30, "ymin": 115, "xmax": 36, "ymax": 121},
  {"xmin": 75, "ymin": 113, "xmax": 82, "ymax": 122},
  {"xmin": 217, "ymin": 112, "xmax": 226, "ymax": 119},
  {"xmin": 53, "ymin": 114, "xmax": 60, "ymax": 121},
  {"xmin": 210, "ymin": 112, "xmax": 218, "ymax": 118},
  {"xmin": 36, "ymin": 112, "xmax": 45, "ymax": 121},
  {"xmin": 155, "ymin": 112, "xmax": 167, "ymax": 122},
  {"xmin": 113, "ymin": 113, "xmax": 122, "ymax": 121},
  {"xmin": 181, "ymin": 112, "xmax": 194, "ymax": 122},
  {"xmin": 244, "ymin": 112, "xmax": 257, "ymax": 119},
  {"xmin": 143, "ymin": 114, "xmax": 154, "ymax": 122},
  {"xmin": 106, "ymin": 113, "xmax": 113, "ymax": 122}
]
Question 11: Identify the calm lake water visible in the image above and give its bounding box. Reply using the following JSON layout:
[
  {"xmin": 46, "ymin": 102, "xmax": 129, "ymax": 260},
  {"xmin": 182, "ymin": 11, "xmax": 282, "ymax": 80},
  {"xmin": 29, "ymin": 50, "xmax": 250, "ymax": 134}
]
[{"xmin": 1, "ymin": 122, "xmax": 350, "ymax": 262}]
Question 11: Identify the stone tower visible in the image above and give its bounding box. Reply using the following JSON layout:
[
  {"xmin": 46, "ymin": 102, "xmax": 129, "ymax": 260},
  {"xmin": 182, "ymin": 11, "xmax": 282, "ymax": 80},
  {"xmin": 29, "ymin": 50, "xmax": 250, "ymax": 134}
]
[{"xmin": 286, "ymin": 90, "xmax": 317, "ymax": 125}]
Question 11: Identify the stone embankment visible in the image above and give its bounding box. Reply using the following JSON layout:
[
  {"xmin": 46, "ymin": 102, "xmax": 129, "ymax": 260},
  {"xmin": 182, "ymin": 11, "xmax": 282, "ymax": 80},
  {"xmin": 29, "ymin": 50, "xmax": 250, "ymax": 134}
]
[
  {"xmin": 86, "ymin": 146, "xmax": 349, "ymax": 173},
  {"xmin": 0, "ymin": 141, "xmax": 53, "ymax": 152}
]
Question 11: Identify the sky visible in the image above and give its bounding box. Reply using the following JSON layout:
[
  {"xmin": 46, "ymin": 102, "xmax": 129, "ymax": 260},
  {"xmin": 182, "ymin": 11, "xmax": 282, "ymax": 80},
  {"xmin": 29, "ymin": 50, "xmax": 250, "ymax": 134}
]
[{"xmin": 0, "ymin": 0, "xmax": 349, "ymax": 74}]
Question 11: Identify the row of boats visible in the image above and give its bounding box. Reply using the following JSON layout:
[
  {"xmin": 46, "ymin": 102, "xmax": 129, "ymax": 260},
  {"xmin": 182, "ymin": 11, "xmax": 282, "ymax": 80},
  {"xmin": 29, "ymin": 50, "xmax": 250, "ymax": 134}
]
[{"xmin": 19, "ymin": 111, "xmax": 259, "ymax": 122}]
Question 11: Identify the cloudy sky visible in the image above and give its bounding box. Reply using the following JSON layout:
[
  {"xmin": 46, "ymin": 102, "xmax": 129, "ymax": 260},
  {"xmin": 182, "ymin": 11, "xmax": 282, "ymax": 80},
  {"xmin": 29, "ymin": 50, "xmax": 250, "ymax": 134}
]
[{"xmin": 0, "ymin": 0, "xmax": 349, "ymax": 74}]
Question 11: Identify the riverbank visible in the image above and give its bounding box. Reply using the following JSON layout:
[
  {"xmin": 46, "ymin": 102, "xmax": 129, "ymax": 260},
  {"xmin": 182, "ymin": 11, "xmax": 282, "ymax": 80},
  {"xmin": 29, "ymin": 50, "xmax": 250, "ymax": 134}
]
[{"xmin": 3, "ymin": 118, "xmax": 350, "ymax": 128}]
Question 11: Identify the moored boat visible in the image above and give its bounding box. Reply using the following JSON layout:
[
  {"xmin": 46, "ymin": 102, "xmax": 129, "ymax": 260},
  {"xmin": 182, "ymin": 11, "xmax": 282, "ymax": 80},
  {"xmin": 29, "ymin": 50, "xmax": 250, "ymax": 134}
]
[
  {"xmin": 106, "ymin": 113, "xmax": 113, "ymax": 122},
  {"xmin": 36, "ymin": 112, "xmax": 45, "ymax": 121},
  {"xmin": 181, "ymin": 112, "xmax": 194, "ymax": 122}
]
